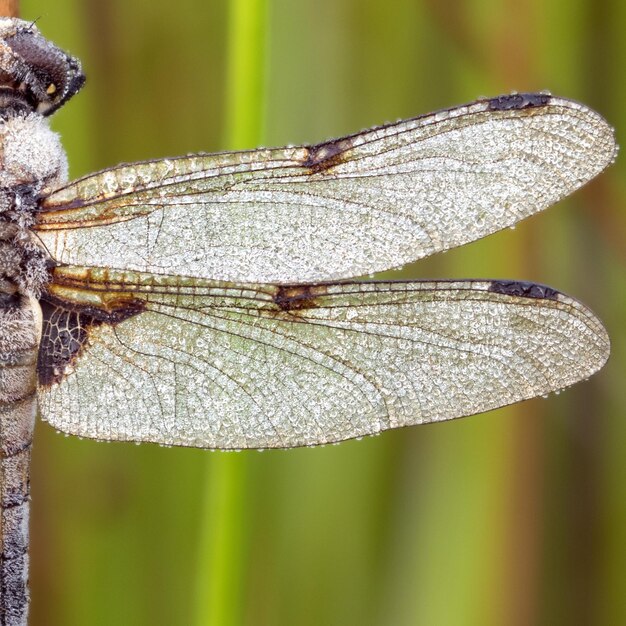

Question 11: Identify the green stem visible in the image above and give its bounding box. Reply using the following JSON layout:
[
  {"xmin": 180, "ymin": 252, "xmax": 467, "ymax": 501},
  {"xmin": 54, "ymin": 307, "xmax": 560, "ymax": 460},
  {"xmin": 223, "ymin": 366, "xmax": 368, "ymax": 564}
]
[
  {"xmin": 194, "ymin": 2, "xmax": 269, "ymax": 625},
  {"xmin": 224, "ymin": 0, "xmax": 269, "ymax": 149}
]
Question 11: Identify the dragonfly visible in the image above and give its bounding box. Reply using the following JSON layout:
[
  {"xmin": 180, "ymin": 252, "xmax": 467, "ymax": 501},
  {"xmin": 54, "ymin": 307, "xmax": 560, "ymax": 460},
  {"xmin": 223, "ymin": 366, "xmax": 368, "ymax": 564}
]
[{"xmin": 0, "ymin": 16, "xmax": 617, "ymax": 626}]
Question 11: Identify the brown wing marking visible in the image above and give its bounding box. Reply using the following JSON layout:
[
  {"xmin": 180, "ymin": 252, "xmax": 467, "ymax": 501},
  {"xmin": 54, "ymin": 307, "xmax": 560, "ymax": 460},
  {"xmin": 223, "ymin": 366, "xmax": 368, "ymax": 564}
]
[
  {"xmin": 37, "ymin": 268, "xmax": 145, "ymax": 387},
  {"xmin": 273, "ymin": 284, "xmax": 332, "ymax": 312},
  {"xmin": 303, "ymin": 137, "xmax": 354, "ymax": 174}
]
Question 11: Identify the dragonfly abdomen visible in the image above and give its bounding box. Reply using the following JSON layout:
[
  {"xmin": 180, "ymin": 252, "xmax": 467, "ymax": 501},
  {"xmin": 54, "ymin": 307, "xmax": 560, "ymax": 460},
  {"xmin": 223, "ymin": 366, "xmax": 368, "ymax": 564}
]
[{"xmin": 0, "ymin": 296, "xmax": 40, "ymax": 626}]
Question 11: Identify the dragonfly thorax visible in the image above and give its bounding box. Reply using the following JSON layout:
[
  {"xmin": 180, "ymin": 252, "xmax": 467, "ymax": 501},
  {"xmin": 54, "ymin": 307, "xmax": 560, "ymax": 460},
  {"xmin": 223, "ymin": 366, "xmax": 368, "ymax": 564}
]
[
  {"xmin": 0, "ymin": 19, "xmax": 85, "ymax": 302},
  {"xmin": 0, "ymin": 114, "xmax": 66, "ymax": 296}
]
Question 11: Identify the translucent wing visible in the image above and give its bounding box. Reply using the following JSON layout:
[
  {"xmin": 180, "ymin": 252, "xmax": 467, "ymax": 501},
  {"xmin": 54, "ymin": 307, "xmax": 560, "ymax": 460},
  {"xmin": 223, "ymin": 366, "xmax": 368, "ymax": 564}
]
[
  {"xmin": 36, "ymin": 267, "xmax": 609, "ymax": 449},
  {"xmin": 34, "ymin": 94, "xmax": 616, "ymax": 283}
]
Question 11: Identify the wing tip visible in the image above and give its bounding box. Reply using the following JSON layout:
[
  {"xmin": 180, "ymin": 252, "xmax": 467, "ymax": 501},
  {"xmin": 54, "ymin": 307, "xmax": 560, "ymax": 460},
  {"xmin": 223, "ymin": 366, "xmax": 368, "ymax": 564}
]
[
  {"xmin": 486, "ymin": 92, "xmax": 617, "ymax": 161},
  {"xmin": 487, "ymin": 278, "xmax": 610, "ymax": 379}
]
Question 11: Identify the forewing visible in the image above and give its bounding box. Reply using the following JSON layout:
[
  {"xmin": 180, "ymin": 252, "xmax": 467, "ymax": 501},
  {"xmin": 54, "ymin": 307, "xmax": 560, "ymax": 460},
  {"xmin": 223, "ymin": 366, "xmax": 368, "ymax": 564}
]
[
  {"xmin": 35, "ymin": 94, "xmax": 616, "ymax": 283},
  {"xmin": 36, "ymin": 267, "xmax": 609, "ymax": 449}
]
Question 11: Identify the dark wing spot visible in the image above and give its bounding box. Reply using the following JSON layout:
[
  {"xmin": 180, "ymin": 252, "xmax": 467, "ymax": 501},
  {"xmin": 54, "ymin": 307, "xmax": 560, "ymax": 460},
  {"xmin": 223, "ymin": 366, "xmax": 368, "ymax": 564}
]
[
  {"xmin": 274, "ymin": 285, "xmax": 326, "ymax": 312},
  {"xmin": 38, "ymin": 195, "xmax": 88, "ymax": 213},
  {"xmin": 487, "ymin": 93, "xmax": 551, "ymax": 111},
  {"xmin": 37, "ymin": 294, "xmax": 145, "ymax": 387},
  {"xmin": 37, "ymin": 299, "xmax": 91, "ymax": 386},
  {"xmin": 303, "ymin": 137, "xmax": 354, "ymax": 173},
  {"xmin": 488, "ymin": 280, "xmax": 559, "ymax": 300}
]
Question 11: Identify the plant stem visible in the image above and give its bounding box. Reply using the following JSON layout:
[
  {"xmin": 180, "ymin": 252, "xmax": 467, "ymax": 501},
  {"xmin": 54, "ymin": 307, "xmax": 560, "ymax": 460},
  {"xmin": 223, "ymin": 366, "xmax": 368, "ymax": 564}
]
[
  {"xmin": 0, "ymin": 0, "xmax": 19, "ymax": 17},
  {"xmin": 194, "ymin": 2, "xmax": 269, "ymax": 625}
]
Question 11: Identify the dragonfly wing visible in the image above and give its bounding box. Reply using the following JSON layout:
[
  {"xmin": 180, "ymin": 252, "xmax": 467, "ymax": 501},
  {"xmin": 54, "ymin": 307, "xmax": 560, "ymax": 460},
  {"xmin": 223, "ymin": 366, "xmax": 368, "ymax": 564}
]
[
  {"xmin": 36, "ymin": 267, "xmax": 609, "ymax": 449},
  {"xmin": 34, "ymin": 94, "xmax": 616, "ymax": 283}
]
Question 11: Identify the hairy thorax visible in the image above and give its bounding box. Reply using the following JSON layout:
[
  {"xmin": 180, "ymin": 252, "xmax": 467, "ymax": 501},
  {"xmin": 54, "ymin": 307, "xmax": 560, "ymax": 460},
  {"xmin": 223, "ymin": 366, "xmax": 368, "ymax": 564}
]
[{"xmin": 0, "ymin": 113, "xmax": 68, "ymax": 296}]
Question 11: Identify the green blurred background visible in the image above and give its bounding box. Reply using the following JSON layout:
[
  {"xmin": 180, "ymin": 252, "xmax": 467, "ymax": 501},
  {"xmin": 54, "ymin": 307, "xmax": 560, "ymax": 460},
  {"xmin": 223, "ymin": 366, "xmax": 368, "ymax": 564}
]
[{"xmin": 14, "ymin": 0, "xmax": 626, "ymax": 624}]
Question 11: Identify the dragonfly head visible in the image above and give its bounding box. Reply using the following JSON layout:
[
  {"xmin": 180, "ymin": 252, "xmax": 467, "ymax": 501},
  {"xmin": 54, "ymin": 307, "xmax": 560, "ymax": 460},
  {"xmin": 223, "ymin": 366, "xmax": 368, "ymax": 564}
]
[{"xmin": 0, "ymin": 18, "xmax": 85, "ymax": 117}]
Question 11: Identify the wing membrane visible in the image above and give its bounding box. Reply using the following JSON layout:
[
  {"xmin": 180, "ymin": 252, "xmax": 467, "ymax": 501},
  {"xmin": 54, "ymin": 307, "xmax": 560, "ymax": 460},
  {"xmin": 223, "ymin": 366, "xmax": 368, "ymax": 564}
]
[
  {"xmin": 37, "ymin": 268, "xmax": 609, "ymax": 449},
  {"xmin": 35, "ymin": 94, "xmax": 616, "ymax": 283}
]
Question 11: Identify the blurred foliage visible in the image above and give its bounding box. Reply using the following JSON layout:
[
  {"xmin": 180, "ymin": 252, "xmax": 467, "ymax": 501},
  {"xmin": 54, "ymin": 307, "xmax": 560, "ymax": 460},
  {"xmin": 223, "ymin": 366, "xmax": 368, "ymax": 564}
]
[{"xmin": 15, "ymin": 0, "xmax": 626, "ymax": 624}]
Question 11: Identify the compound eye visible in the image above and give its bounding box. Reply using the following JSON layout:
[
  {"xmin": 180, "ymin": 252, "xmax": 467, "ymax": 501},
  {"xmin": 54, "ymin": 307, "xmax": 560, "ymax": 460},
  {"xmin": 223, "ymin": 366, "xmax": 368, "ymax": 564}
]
[
  {"xmin": 2, "ymin": 27, "xmax": 85, "ymax": 115},
  {"xmin": 5, "ymin": 30, "xmax": 70, "ymax": 102}
]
